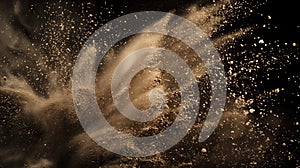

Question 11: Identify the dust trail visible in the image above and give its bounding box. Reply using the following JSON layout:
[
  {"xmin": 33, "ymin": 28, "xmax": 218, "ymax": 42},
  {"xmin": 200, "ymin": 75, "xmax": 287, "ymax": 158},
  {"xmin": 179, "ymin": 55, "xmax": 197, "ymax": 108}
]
[{"xmin": 0, "ymin": 0, "xmax": 298, "ymax": 167}]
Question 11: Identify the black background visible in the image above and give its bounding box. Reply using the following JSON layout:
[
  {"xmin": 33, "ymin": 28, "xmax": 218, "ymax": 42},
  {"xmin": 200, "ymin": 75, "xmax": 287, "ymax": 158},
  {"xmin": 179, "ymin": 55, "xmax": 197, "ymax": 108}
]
[{"xmin": 0, "ymin": 0, "xmax": 299, "ymax": 167}]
